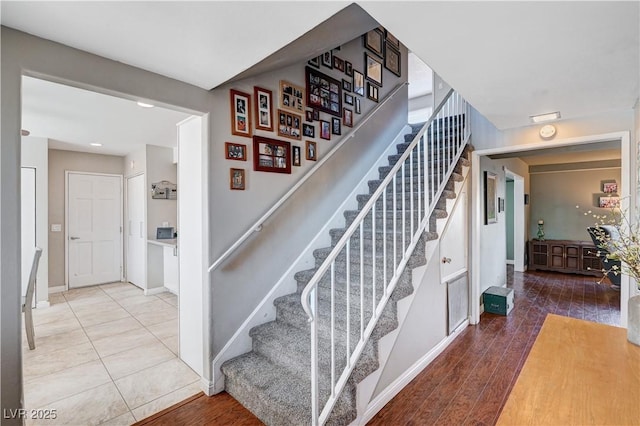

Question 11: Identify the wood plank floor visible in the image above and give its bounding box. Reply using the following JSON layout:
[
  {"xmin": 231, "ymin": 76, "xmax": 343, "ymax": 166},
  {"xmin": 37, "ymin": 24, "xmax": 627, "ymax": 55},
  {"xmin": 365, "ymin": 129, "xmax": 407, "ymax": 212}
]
[{"xmin": 136, "ymin": 268, "xmax": 620, "ymax": 425}]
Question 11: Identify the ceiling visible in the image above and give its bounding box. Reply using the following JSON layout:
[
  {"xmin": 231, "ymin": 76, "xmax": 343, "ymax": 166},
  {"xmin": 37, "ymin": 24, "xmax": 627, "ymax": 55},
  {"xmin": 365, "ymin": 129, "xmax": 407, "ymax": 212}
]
[
  {"xmin": 3, "ymin": 2, "xmax": 639, "ymax": 150},
  {"xmin": 22, "ymin": 76, "xmax": 191, "ymax": 156}
]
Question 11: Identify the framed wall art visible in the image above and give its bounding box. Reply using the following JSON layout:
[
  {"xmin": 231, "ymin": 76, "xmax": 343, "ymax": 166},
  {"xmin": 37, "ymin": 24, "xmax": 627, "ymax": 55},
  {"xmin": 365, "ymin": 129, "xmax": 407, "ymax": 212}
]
[
  {"xmin": 363, "ymin": 28, "xmax": 384, "ymax": 58},
  {"xmin": 303, "ymin": 123, "xmax": 315, "ymax": 138},
  {"xmin": 254, "ymin": 86, "xmax": 273, "ymax": 132},
  {"xmin": 253, "ymin": 135, "xmax": 291, "ymax": 174},
  {"xmin": 280, "ymin": 80, "xmax": 305, "ymax": 113},
  {"xmin": 306, "ymin": 140, "xmax": 317, "ymax": 161},
  {"xmin": 229, "ymin": 89, "xmax": 252, "ymax": 138},
  {"xmin": 277, "ymin": 109, "xmax": 302, "ymax": 140},
  {"xmin": 225, "ymin": 142, "xmax": 247, "ymax": 161},
  {"xmin": 305, "ymin": 110, "xmax": 314, "ymax": 122},
  {"xmin": 292, "ymin": 145, "xmax": 302, "ymax": 166},
  {"xmin": 342, "ymin": 78, "xmax": 352, "ymax": 92},
  {"xmin": 384, "ymin": 45, "xmax": 401, "ymax": 77},
  {"xmin": 367, "ymin": 82, "xmax": 379, "ymax": 102},
  {"xmin": 320, "ymin": 120, "xmax": 331, "ymax": 140},
  {"xmin": 353, "ymin": 70, "xmax": 365, "ymax": 96},
  {"xmin": 333, "ymin": 55, "xmax": 345, "ymax": 72},
  {"xmin": 385, "ymin": 30, "xmax": 400, "ymax": 50},
  {"xmin": 599, "ymin": 196, "xmax": 620, "ymax": 208},
  {"xmin": 230, "ymin": 168, "xmax": 245, "ymax": 190},
  {"xmin": 343, "ymin": 108, "xmax": 353, "ymax": 127},
  {"xmin": 355, "ymin": 97, "xmax": 361, "ymax": 114},
  {"xmin": 308, "ymin": 56, "xmax": 320, "ymax": 69},
  {"xmin": 484, "ymin": 171, "xmax": 497, "ymax": 224},
  {"xmin": 344, "ymin": 93, "xmax": 354, "ymax": 105},
  {"xmin": 321, "ymin": 50, "xmax": 333, "ymax": 68},
  {"xmin": 365, "ymin": 52, "xmax": 383, "ymax": 86},
  {"xmin": 305, "ymin": 66, "xmax": 342, "ymax": 117},
  {"xmin": 603, "ymin": 182, "xmax": 618, "ymax": 193},
  {"xmin": 332, "ymin": 117, "xmax": 341, "ymax": 135},
  {"xmin": 345, "ymin": 60, "xmax": 353, "ymax": 76}
]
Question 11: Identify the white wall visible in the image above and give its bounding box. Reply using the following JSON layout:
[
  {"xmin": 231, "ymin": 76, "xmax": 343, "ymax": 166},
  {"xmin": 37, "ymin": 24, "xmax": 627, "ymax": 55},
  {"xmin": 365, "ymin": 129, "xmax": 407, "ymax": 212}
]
[
  {"xmin": 146, "ymin": 145, "xmax": 177, "ymax": 239},
  {"xmin": 21, "ymin": 137, "xmax": 49, "ymax": 304}
]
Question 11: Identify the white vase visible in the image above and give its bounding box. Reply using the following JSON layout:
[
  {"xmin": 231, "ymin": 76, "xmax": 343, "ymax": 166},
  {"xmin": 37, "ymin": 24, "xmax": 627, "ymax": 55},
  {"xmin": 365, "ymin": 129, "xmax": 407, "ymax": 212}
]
[{"xmin": 628, "ymin": 295, "xmax": 640, "ymax": 346}]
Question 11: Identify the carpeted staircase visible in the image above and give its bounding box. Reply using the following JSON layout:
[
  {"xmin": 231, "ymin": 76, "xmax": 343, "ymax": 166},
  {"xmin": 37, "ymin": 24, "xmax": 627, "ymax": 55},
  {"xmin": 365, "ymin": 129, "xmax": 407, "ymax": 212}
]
[{"xmin": 222, "ymin": 122, "xmax": 471, "ymax": 425}]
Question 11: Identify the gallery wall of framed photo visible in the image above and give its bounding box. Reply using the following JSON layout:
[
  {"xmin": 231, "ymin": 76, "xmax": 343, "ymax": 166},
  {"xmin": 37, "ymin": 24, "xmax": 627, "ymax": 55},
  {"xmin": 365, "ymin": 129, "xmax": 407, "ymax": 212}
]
[{"xmin": 216, "ymin": 26, "xmax": 407, "ymax": 192}]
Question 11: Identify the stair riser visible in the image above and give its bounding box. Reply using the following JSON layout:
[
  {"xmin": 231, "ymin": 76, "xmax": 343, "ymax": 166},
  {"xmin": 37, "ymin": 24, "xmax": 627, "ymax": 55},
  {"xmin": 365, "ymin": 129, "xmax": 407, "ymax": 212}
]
[{"xmin": 313, "ymin": 246, "xmax": 427, "ymax": 271}]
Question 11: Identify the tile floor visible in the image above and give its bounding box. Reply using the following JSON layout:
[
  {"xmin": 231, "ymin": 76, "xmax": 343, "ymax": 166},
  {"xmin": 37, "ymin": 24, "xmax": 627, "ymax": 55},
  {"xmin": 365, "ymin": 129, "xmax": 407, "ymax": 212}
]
[{"xmin": 22, "ymin": 282, "xmax": 201, "ymax": 425}]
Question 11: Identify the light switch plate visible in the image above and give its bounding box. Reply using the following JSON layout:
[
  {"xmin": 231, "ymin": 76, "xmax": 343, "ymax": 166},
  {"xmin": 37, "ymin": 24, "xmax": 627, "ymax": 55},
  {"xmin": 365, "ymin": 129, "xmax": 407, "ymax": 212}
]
[{"xmin": 51, "ymin": 224, "xmax": 62, "ymax": 232}]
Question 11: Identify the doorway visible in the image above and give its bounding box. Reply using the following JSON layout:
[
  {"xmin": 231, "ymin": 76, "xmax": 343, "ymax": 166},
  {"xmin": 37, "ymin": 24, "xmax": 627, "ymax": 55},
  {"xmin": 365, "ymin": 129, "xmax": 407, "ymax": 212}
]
[{"xmin": 66, "ymin": 171, "xmax": 123, "ymax": 288}]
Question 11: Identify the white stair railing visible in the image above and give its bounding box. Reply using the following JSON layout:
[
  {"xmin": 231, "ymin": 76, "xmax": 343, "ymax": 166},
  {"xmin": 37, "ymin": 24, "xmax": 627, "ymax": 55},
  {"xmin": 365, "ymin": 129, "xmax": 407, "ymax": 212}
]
[{"xmin": 301, "ymin": 89, "xmax": 470, "ymax": 425}]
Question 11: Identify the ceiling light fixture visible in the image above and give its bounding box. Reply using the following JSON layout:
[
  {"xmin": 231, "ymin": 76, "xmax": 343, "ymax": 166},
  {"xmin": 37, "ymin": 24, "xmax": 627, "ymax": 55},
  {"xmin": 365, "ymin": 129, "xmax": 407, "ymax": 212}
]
[
  {"xmin": 137, "ymin": 101, "xmax": 155, "ymax": 108},
  {"xmin": 530, "ymin": 111, "xmax": 561, "ymax": 123},
  {"xmin": 90, "ymin": 142, "xmax": 103, "ymax": 147},
  {"xmin": 21, "ymin": 129, "xmax": 31, "ymax": 136}
]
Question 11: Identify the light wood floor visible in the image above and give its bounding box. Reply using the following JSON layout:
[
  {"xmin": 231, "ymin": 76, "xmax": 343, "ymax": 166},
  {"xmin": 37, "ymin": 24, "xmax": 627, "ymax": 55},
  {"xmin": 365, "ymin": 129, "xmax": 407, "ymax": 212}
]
[{"xmin": 137, "ymin": 268, "xmax": 621, "ymax": 425}]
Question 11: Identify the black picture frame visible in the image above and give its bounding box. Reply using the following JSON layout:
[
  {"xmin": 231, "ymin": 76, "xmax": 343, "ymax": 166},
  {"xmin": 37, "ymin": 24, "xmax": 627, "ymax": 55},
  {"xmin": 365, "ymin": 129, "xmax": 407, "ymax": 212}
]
[
  {"xmin": 366, "ymin": 82, "xmax": 379, "ymax": 102},
  {"xmin": 355, "ymin": 97, "xmax": 361, "ymax": 114},
  {"xmin": 308, "ymin": 56, "xmax": 320, "ymax": 68},
  {"xmin": 333, "ymin": 55, "xmax": 345, "ymax": 72},
  {"xmin": 353, "ymin": 70, "xmax": 365, "ymax": 97},
  {"xmin": 363, "ymin": 28, "xmax": 384, "ymax": 58},
  {"xmin": 321, "ymin": 51, "xmax": 333, "ymax": 68},
  {"xmin": 385, "ymin": 30, "xmax": 400, "ymax": 50},
  {"xmin": 292, "ymin": 145, "xmax": 302, "ymax": 166},
  {"xmin": 305, "ymin": 66, "xmax": 342, "ymax": 117},
  {"xmin": 484, "ymin": 171, "xmax": 498, "ymax": 224},
  {"xmin": 331, "ymin": 117, "xmax": 341, "ymax": 135},
  {"xmin": 365, "ymin": 52, "xmax": 383, "ymax": 87},
  {"xmin": 384, "ymin": 44, "xmax": 401, "ymax": 77},
  {"xmin": 303, "ymin": 123, "xmax": 315, "ymax": 138},
  {"xmin": 345, "ymin": 60, "xmax": 353, "ymax": 76},
  {"xmin": 342, "ymin": 78, "xmax": 352, "ymax": 92},
  {"xmin": 344, "ymin": 93, "xmax": 354, "ymax": 105}
]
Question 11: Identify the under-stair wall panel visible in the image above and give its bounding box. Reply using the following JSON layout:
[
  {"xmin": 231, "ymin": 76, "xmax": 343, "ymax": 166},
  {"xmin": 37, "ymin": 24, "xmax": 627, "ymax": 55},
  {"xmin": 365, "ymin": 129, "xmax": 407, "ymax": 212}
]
[{"xmin": 209, "ymin": 34, "xmax": 408, "ymax": 357}]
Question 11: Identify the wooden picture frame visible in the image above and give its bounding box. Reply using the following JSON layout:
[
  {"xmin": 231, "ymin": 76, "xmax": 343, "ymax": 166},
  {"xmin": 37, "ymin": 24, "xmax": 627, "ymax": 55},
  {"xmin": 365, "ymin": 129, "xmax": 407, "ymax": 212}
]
[
  {"xmin": 332, "ymin": 117, "xmax": 341, "ymax": 135},
  {"xmin": 355, "ymin": 97, "xmax": 361, "ymax": 114},
  {"xmin": 303, "ymin": 123, "xmax": 315, "ymax": 138},
  {"xmin": 365, "ymin": 52, "xmax": 383, "ymax": 86},
  {"xmin": 292, "ymin": 145, "xmax": 302, "ymax": 166},
  {"xmin": 353, "ymin": 70, "xmax": 365, "ymax": 96},
  {"xmin": 229, "ymin": 89, "xmax": 252, "ymax": 138},
  {"xmin": 384, "ymin": 44, "xmax": 401, "ymax": 77},
  {"xmin": 484, "ymin": 171, "xmax": 497, "ymax": 224},
  {"xmin": 333, "ymin": 55, "xmax": 345, "ymax": 72},
  {"xmin": 306, "ymin": 140, "xmax": 317, "ymax": 161},
  {"xmin": 345, "ymin": 60, "xmax": 353, "ymax": 76},
  {"xmin": 320, "ymin": 120, "xmax": 331, "ymax": 140},
  {"xmin": 305, "ymin": 66, "xmax": 342, "ymax": 117},
  {"xmin": 343, "ymin": 108, "xmax": 353, "ymax": 127},
  {"xmin": 321, "ymin": 50, "xmax": 333, "ymax": 68},
  {"xmin": 277, "ymin": 109, "xmax": 302, "ymax": 140},
  {"xmin": 230, "ymin": 168, "xmax": 245, "ymax": 190},
  {"xmin": 280, "ymin": 80, "xmax": 305, "ymax": 113},
  {"xmin": 308, "ymin": 56, "xmax": 320, "ymax": 68},
  {"xmin": 367, "ymin": 82, "xmax": 379, "ymax": 102},
  {"xmin": 225, "ymin": 142, "xmax": 247, "ymax": 161},
  {"xmin": 364, "ymin": 28, "xmax": 384, "ymax": 58},
  {"xmin": 253, "ymin": 135, "xmax": 291, "ymax": 174},
  {"xmin": 254, "ymin": 86, "xmax": 273, "ymax": 132},
  {"xmin": 385, "ymin": 30, "xmax": 400, "ymax": 49}
]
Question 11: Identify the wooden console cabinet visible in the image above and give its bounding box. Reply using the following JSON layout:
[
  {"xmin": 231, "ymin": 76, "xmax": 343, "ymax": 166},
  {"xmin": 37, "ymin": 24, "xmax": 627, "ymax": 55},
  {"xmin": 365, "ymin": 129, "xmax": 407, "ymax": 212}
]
[{"xmin": 528, "ymin": 239, "xmax": 603, "ymax": 276}]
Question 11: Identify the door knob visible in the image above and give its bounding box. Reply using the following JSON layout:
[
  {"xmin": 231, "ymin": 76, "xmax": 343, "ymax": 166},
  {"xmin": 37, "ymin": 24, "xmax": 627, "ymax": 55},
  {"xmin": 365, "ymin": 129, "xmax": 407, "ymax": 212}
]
[
  {"xmin": 442, "ymin": 257, "xmax": 452, "ymax": 264},
  {"xmin": 70, "ymin": 236, "xmax": 80, "ymax": 240}
]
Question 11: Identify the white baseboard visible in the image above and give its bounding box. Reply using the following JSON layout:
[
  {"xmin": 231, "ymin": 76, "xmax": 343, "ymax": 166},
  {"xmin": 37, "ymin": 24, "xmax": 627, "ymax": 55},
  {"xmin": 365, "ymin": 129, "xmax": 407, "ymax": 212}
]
[
  {"xmin": 200, "ymin": 378, "xmax": 215, "ymax": 396},
  {"xmin": 49, "ymin": 285, "xmax": 66, "ymax": 294},
  {"xmin": 144, "ymin": 287, "xmax": 166, "ymax": 296},
  {"xmin": 506, "ymin": 259, "xmax": 515, "ymax": 265},
  {"xmin": 36, "ymin": 301, "xmax": 50, "ymax": 309},
  {"xmin": 362, "ymin": 319, "xmax": 469, "ymax": 424}
]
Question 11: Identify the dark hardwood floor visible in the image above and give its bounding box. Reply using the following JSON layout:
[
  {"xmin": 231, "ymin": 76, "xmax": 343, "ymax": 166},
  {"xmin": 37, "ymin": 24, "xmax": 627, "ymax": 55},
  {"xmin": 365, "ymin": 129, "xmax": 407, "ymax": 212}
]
[{"xmin": 136, "ymin": 268, "xmax": 620, "ymax": 426}]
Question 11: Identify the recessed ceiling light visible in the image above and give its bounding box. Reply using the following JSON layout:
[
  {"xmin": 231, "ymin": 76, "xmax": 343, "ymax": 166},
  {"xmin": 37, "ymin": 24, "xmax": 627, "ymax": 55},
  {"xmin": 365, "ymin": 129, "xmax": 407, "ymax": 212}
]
[
  {"xmin": 530, "ymin": 111, "xmax": 561, "ymax": 123},
  {"xmin": 137, "ymin": 101, "xmax": 155, "ymax": 108},
  {"xmin": 21, "ymin": 129, "xmax": 30, "ymax": 136},
  {"xmin": 90, "ymin": 143, "xmax": 103, "ymax": 147}
]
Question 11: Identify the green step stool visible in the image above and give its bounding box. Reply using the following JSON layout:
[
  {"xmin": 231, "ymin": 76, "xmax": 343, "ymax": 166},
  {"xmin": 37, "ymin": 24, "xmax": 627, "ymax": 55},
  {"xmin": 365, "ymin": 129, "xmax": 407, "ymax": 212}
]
[{"xmin": 483, "ymin": 286, "xmax": 514, "ymax": 315}]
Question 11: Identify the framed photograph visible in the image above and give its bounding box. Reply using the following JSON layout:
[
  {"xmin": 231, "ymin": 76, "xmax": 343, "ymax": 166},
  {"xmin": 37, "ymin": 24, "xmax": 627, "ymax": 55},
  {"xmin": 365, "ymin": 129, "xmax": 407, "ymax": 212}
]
[
  {"xmin": 308, "ymin": 56, "xmax": 320, "ymax": 68},
  {"xmin": 355, "ymin": 97, "xmax": 361, "ymax": 114},
  {"xmin": 603, "ymin": 182, "xmax": 618, "ymax": 193},
  {"xmin": 313, "ymin": 109, "xmax": 320, "ymax": 120},
  {"xmin": 345, "ymin": 61, "xmax": 353, "ymax": 76},
  {"xmin": 305, "ymin": 110, "xmax": 314, "ymax": 122},
  {"xmin": 305, "ymin": 66, "xmax": 342, "ymax": 117},
  {"xmin": 292, "ymin": 145, "xmax": 302, "ymax": 166},
  {"xmin": 303, "ymin": 123, "xmax": 315, "ymax": 138},
  {"xmin": 225, "ymin": 142, "xmax": 247, "ymax": 161},
  {"xmin": 331, "ymin": 117, "xmax": 341, "ymax": 135},
  {"xmin": 367, "ymin": 82, "xmax": 379, "ymax": 102},
  {"xmin": 229, "ymin": 89, "xmax": 252, "ymax": 138},
  {"xmin": 254, "ymin": 86, "xmax": 273, "ymax": 132},
  {"xmin": 343, "ymin": 108, "xmax": 353, "ymax": 127},
  {"xmin": 365, "ymin": 52, "xmax": 383, "ymax": 86},
  {"xmin": 353, "ymin": 70, "xmax": 365, "ymax": 96},
  {"xmin": 342, "ymin": 78, "xmax": 352, "ymax": 92},
  {"xmin": 280, "ymin": 80, "xmax": 305, "ymax": 113},
  {"xmin": 384, "ymin": 45, "xmax": 401, "ymax": 77},
  {"xmin": 344, "ymin": 93, "xmax": 354, "ymax": 105},
  {"xmin": 277, "ymin": 109, "xmax": 302, "ymax": 140},
  {"xmin": 253, "ymin": 135, "xmax": 291, "ymax": 174},
  {"xmin": 321, "ymin": 50, "xmax": 333, "ymax": 68},
  {"xmin": 320, "ymin": 120, "xmax": 331, "ymax": 140},
  {"xmin": 484, "ymin": 171, "xmax": 497, "ymax": 224},
  {"xmin": 385, "ymin": 30, "xmax": 400, "ymax": 49},
  {"xmin": 599, "ymin": 196, "xmax": 620, "ymax": 208},
  {"xmin": 363, "ymin": 28, "xmax": 384, "ymax": 58},
  {"xmin": 230, "ymin": 168, "xmax": 245, "ymax": 190},
  {"xmin": 306, "ymin": 140, "xmax": 317, "ymax": 161},
  {"xmin": 333, "ymin": 55, "xmax": 345, "ymax": 72}
]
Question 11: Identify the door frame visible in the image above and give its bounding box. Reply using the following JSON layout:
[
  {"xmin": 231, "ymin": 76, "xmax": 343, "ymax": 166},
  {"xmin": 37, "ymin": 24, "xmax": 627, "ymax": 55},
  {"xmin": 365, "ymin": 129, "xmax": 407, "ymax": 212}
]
[
  {"xmin": 124, "ymin": 172, "xmax": 146, "ymax": 288},
  {"xmin": 64, "ymin": 170, "xmax": 124, "ymax": 290},
  {"xmin": 504, "ymin": 168, "xmax": 526, "ymax": 272},
  {"xmin": 471, "ymin": 131, "xmax": 632, "ymax": 327}
]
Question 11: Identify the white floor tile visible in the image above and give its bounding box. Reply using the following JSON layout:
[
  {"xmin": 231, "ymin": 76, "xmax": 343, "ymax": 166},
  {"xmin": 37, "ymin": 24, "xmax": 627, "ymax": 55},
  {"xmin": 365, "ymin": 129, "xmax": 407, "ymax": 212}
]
[
  {"xmin": 147, "ymin": 318, "xmax": 179, "ymax": 341},
  {"xmin": 83, "ymin": 316, "xmax": 143, "ymax": 341},
  {"xmin": 132, "ymin": 381, "xmax": 202, "ymax": 421},
  {"xmin": 134, "ymin": 306, "xmax": 178, "ymax": 327},
  {"xmin": 23, "ymin": 342, "xmax": 99, "ymax": 380},
  {"xmin": 24, "ymin": 328, "xmax": 90, "ymax": 357},
  {"xmin": 31, "ymin": 316, "xmax": 82, "ymax": 339},
  {"xmin": 75, "ymin": 305, "xmax": 131, "ymax": 328},
  {"xmin": 102, "ymin": 340, "xmax": 175, "ymax": 380},
  {"xmin": 92, "ymin": 327, "xmax": 159, "ymax": 358},
  {"xmin": 99, "ymin": 411, "xmax": 137, "ymax": 426}
]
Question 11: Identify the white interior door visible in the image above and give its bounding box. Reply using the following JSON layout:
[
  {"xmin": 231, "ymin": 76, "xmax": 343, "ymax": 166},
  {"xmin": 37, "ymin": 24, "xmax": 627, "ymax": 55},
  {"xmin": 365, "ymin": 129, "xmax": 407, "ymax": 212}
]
[
  {"xmin": 126, "ymin": 174, "xmax": 146, "ymax": 288},
  {"xmin": 21, "ymin": 167, "xmax": 37, "ymax": 305},
  {"xmin": 67, "ymin": 172, "xmax": 122, "ymax": 288},
  {"xmin": 440, "ymin": 188, "xmax": 468, "ymax": 281}
]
